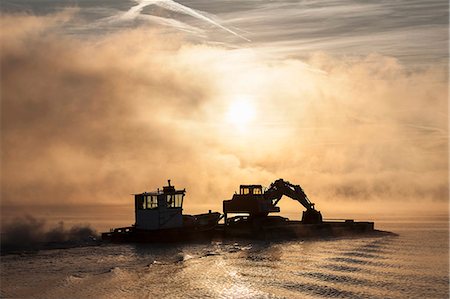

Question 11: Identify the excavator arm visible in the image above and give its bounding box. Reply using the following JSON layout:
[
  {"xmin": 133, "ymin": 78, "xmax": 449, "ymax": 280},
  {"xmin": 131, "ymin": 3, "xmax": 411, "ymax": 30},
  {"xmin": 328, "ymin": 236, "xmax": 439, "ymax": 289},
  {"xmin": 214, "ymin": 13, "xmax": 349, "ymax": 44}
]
[
  {"xmin": 265, "ymin": 179, "xmax": 315, "ymax": 210},
  {"xmin": 264, "ymin": 179, "xmax": 323, "ymax": 224}
]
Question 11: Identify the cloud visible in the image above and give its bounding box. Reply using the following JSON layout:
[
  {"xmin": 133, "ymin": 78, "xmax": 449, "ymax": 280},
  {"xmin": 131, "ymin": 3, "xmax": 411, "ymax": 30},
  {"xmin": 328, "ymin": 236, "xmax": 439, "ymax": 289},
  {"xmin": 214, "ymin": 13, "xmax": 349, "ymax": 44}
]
[
  {"xmin": 105, "ymin": 0, "xmax": 250, "ymax": 41},
  {"xmin": 0, "ymin": 13, "xmax": 447, "ymax": 227}
]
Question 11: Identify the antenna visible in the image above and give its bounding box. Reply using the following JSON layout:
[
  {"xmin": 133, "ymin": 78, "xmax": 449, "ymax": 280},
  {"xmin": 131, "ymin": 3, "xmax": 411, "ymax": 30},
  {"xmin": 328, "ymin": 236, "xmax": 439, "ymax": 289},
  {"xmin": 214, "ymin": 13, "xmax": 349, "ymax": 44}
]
[{"xmin": 168, "ymin": 179, "xmax": 171, "ymax": 187}]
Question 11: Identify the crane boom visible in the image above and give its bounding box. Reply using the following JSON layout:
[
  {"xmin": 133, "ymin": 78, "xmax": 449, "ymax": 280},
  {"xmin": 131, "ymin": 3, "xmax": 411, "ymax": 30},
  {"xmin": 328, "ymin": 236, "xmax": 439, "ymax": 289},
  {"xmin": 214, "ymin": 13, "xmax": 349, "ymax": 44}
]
[{"xmin": 264, "ymin": 179, "xmax": 316, "ymax": 211}]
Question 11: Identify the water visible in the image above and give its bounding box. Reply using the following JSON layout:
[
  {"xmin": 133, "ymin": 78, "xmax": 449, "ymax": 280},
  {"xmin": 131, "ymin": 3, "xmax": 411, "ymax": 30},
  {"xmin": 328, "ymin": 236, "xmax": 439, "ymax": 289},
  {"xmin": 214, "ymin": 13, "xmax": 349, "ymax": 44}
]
[{"xmin": 1, "ymin": 221, "xmax": 448, "ymax": 298}]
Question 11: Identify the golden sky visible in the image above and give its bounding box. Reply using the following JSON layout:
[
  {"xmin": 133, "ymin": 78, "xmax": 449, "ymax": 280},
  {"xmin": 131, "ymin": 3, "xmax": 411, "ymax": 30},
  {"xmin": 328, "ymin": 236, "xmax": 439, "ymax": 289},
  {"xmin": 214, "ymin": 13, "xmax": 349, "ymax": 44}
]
[{"xmin": 1, "ymin": 3, "xmax": 448, "ymax": 227}]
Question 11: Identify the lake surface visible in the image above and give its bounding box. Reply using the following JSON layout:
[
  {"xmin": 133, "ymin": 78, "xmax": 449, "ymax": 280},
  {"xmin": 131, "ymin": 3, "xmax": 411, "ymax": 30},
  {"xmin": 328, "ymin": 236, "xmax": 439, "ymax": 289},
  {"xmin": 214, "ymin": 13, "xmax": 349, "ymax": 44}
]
[{"xmin": 1, "ymin": 220, "xmax": 448, "ymax": 298}]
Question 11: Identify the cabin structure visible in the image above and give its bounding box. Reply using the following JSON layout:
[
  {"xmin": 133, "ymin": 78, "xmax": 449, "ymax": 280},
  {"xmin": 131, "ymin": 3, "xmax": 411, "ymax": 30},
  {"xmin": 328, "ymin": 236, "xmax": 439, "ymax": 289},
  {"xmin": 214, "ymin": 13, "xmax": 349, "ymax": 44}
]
[
  {"xmin": 134, "ymin": 180, "xmax": 184, "ymax": 230},
  {"xmin": 223, "ymin": 184, "xmax": 280, "ymax": 224}
]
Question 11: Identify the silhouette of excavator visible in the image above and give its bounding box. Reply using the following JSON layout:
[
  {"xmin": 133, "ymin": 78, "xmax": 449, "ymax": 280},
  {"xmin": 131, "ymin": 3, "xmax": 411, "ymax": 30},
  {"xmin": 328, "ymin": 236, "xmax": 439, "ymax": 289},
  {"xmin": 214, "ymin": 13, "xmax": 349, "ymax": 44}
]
[{"xmin": 223, "ymin": 178, "xmax": 323, "ymax": 224}]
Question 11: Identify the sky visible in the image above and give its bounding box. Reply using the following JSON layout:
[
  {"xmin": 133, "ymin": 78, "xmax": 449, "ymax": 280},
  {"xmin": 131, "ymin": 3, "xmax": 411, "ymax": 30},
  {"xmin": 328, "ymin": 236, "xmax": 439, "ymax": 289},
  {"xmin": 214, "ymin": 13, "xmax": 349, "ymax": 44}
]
[{"xmin": 1, "ymin": 0, "xmax": 448, "ymax": 229}]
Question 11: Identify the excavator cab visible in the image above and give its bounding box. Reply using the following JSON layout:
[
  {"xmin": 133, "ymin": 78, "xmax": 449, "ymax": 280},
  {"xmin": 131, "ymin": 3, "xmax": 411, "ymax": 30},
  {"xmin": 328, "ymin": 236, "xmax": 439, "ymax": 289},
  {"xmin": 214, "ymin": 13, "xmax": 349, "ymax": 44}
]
[{"xmin": 223, "ymin": 184, "xmax": 280, "ymax": 219}]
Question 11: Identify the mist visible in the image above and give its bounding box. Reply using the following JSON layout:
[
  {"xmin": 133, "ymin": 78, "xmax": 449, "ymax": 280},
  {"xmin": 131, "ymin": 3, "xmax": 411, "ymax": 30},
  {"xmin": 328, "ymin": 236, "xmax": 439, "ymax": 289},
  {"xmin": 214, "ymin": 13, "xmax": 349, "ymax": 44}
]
[
  {"xmin": 1, "ymin": 12, "xmax": 448, "ymax": 229},
  {"xmin": 1, "ymin": 215, "xmax": 98, "ymax": 253}
]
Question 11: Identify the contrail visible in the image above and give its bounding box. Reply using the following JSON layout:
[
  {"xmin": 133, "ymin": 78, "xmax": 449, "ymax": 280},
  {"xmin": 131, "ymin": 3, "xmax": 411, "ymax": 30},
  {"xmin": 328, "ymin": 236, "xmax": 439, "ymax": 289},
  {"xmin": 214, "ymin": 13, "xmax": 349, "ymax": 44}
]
[{"xmin": 121, "ymin": 0, "xmax": 251, "ymax": 42}]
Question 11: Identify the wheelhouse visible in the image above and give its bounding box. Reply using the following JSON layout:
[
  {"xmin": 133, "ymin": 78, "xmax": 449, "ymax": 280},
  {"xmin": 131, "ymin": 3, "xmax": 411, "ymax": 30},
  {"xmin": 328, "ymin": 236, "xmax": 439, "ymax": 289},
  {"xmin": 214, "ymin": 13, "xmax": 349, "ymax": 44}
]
[{"xmin": 134, "ymin": 180, "xmax": 185, "ymax": 230}]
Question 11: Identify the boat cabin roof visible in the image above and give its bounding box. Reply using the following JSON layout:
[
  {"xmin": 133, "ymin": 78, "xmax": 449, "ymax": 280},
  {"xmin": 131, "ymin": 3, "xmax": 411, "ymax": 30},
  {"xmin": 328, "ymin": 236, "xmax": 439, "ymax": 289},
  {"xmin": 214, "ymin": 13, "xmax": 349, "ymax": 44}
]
[
  {"xmin": 136, "ymin": 189, "xmax": 185, "ymax": 196},
  {"xmin": 133, "ymin": 180, "xmax": 186, "ymax": 196}
]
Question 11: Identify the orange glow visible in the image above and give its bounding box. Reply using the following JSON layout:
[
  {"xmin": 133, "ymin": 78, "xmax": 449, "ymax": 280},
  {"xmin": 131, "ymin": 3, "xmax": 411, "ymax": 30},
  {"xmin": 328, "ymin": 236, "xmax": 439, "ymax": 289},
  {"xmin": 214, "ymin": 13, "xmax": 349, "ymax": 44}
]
[{"xmin": 225, "ymin": 96, "xmax": 256, "ymax": 130}]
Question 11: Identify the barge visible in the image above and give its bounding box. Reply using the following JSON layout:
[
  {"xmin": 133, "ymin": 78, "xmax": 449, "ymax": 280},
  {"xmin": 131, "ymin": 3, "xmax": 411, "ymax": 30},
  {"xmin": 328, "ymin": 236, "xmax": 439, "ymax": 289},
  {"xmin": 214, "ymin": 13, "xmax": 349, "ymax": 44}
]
[
  {"xmin": 102, "ymin": 179, "xmax": 383, "ymax": 243},
  {"xmin": 217, "ymin": 179, "xmax": 376, "ymax": 239}
]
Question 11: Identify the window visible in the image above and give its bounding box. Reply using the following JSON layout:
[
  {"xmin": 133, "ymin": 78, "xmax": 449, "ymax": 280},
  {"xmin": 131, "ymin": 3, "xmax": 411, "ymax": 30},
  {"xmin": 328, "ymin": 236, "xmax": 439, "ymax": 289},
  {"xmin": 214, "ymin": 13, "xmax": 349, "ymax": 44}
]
[
  {"xmin": 167, "ymin": 195, "xmax": 174, "ymax": 208},
  {"xmin": 240, "ymin": 186, "xmax": 262, "ymax": 195},
  {"xmin": 241, "ymin": 188, "xmax": 250, "ymax": 195},
  {"xmin": 176, "ymin": 194, "xmax": 184, "ymax": 207},
  {"xmin": 167, "ymin": 193, "xmax": 184, "ymax": 208},
  {"xmin": 146, "ymin": 195, "xmax": 158, "ymax": 209},
  {"xmin": 136, "ymin": 194, "xmax": 159, "ymax": 210}
]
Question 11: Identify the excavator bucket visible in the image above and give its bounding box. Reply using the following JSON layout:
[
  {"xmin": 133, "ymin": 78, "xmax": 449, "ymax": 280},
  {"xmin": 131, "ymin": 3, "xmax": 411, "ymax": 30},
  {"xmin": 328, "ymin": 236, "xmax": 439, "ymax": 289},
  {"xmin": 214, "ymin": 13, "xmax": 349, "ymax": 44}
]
[{"xmin": 302, "ymin": 209, "xmax": 323, "ymax": 224}]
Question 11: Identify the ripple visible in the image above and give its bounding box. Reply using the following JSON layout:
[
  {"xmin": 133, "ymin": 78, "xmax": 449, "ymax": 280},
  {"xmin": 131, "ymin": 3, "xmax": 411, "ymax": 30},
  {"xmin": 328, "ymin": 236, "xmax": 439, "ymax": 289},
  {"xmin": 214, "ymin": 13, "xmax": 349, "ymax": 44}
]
[
  {"xmin": 321, "ymin": 263, "xmax": 363, "ymax": 273},
  {"xmin": 282, "ymin": 281, "xmax": 382, "ymax": 299},
  {"xmin": 327, "ymin": 256, "xmax": 384, "ymax": 266},
  {"xmin": 341, "ymin": 251, "xmax": 385, "ymax": 259},
  {"xmin": 298, "ymin": 271, "xmax": 369, "ymax": 285}
]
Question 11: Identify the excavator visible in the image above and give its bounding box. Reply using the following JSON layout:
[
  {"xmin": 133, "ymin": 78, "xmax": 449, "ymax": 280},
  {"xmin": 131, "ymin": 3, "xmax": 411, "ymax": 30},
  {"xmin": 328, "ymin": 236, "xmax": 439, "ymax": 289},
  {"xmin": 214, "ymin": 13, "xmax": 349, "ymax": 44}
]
[{"xmin": 223, "ymin": 178, "xmax": 323, "ymax": 224}]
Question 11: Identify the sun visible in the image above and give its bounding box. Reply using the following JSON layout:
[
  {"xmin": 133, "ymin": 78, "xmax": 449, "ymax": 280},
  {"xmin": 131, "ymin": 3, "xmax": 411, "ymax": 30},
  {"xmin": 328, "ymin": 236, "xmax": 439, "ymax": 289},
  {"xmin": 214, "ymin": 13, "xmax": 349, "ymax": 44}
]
[{"xmin": 225, "ymin": 97, "xmax": 256, "ymax": 129}]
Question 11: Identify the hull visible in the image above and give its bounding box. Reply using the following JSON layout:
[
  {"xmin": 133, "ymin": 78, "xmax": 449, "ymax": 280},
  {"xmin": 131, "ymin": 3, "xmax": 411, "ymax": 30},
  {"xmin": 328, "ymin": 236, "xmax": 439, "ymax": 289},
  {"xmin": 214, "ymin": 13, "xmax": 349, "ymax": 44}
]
[
  {"xmin": 102, "ymin": 226, "xmax": 216, "ymax": 243},
  {"xmin": 219, "ymin": 220, "xmax": 379, "ymax": 240},
  {"xmin": 102, "ymin": 219, "xmax": 390, "ymax": 244}
]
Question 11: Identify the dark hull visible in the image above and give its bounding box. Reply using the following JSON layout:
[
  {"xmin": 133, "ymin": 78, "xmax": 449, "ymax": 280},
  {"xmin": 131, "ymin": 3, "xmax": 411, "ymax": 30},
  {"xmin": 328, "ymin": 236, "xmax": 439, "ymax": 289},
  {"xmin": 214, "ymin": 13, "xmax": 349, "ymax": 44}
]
[
  {"xmin": 102, "ymin": 226, "xmax": 216, "ymax": 243},
  {"xmin": 102, "ymin": 220, "xmax": 391, "ymax": 244},
  {"xmin": 218, "ymin": 220, "xmax": 381, "ymax": 240}
]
